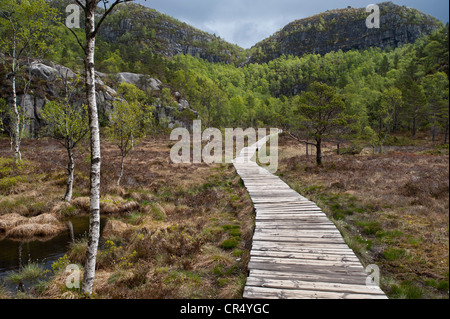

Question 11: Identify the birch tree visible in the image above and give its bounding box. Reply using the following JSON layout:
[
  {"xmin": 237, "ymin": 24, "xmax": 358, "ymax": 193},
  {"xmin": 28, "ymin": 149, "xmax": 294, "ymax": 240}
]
[
  {"xmin": 68, "ymin": 0, "xmax": 141, "ymax": 295},
  {"xmin": 41, "ymin": 74, "xmax": 88, "ymax": 202},
  {"xmin": 42, "ymin": 101, "xmax": 88, "ymax": 202},
  {"xmin": 106, "ymin": 100, "xmax": 146, "ymax": 186},
  {"xmin": 0, "ymin": 0, "xmax": 58, "ymax": 162}
]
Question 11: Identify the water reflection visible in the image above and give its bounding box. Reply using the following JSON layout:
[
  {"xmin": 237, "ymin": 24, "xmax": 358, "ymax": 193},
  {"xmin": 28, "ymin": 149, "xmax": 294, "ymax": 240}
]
[{"xmin": 0, "ymin": 215, "xmax": 105, "ymax": 290}]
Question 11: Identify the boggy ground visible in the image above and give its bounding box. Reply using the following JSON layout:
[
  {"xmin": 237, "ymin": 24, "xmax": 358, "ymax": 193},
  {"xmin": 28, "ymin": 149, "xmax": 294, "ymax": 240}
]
[
  {"xmin": 0, "ymin": 136, "xmax": 254, "ymax": 299},
  {"xmin": 275, "ymin": 133, "xmax": 449, "ymax": 299}
]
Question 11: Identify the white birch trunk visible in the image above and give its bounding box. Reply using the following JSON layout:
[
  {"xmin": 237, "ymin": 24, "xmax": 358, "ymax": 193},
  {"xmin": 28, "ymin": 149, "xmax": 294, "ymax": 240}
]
[
  {"xmin": 117, "ymin": 152, "xmax": 125, "ymax": 186},
  {"xmin": 12, "ymin": 56, "xmax": 21, "ymax": 162},
  {"xmin": 81, "ymin": 5, "xmax": 102, "ymax": 295},
  {"xmin": 63, "ymin": 147, "xmax": 75, "ymax": 202}
]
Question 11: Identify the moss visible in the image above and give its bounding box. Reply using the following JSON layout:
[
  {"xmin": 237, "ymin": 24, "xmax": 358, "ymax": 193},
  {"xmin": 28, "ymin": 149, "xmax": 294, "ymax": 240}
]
[
  {"xmin": 355, "ymin": 220, "xmax": 383, "ymax": 235},
  {"xmin": 220, "ymin": 238, "xmax": 239, "ymax": 250},
  {"xmin": 384, "ymin": 247, "xmax": 407, "ymax": 261}
]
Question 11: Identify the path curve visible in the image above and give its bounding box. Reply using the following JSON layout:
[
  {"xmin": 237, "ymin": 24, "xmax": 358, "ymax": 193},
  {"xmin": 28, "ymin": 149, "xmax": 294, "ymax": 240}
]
[{"xmin": 233, "ymin": 131, "xmax": 387, "ymax": 299}]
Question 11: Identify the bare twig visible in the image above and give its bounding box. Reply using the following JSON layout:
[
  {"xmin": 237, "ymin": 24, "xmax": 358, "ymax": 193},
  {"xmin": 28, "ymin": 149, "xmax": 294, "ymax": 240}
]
[
  {"xmin": 64, "ymin": 23, "xmax": 86, "ymax": 54},
  {"xmin": 287, "ymin": 131, "xmax": 317, "ymax": 146}
]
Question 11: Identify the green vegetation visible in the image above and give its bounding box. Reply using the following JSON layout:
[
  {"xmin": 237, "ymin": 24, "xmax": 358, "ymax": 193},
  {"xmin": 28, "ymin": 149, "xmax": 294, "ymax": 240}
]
[
  {"xmin": 157, "ymin": 26, "xmax": 448, "ymax": 155},
  {"xmin": 106, "ymin": 100, "xmax": 149, "ymax": 186}
]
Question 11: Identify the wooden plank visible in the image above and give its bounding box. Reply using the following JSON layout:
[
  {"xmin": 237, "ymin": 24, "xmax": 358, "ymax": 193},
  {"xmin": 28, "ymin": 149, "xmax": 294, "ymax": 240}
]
[
  {"xmin": 245, "ymin": 277, "xmax": 386, "ymax": 296},
  {"xmin": 254, "ymin": 216, "xmax": 328, "ymax": 221},
  {"xmin": 250, "ymin": 242, "xmax": 356, "ymax": 254},
  {"xmin": 248, "ymin": 269, "xmax": 369, "ymax": 286},
  {"xmin": 248, "ymin": 261, "xmax": 367, "ymax": 277},
  {"xmin": 252, "ymin": 234, "xmax": 347, "ymax": 244},
  {"xmin": 250, "ymin": 250, "xmax": 361, "ymax": 262},
  {"xmin": 243, "ymin": 286, "xmax": 388, "ymax": 300},
  {"xmin": 254, "ymin": 229, "xmax": 341, "ymax": 236},
  {"xmin": 254, "ymin": 208, "xmax": 323, "ymax": 213},
  {"xmin": 249, "ymin": 256, "xmax": 363, "ymax": 268},
  {"xmin": 254, "ymin": 223, "xmax": 337, "ymax": 229},
  {"xmin": 253, "ymin": 231, "xmax": 343, "ymax": 239},
  {"xmin": 248, "ymin": 269, "xmax": 367, "ymax": 284}
]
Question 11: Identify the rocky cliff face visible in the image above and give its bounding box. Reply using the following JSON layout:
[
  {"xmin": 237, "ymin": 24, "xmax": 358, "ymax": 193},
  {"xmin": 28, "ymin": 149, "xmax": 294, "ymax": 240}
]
[
  {"xmin": 1, "ymin": 60, "xmax": 197, "ymax": 137},
  {"xmin": 99, "ymin": 2, "xmax": 243, "ymax": 64},
  {"xmin": 250, "ymin": 2, "xmax": 441, "ymax": 63}
]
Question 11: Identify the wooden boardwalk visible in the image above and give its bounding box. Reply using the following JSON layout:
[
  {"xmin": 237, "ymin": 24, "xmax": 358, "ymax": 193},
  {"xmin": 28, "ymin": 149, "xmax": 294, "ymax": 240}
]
[{"xmin": 233, "ymin": 134, "xmax": 387, "ymax": 299}]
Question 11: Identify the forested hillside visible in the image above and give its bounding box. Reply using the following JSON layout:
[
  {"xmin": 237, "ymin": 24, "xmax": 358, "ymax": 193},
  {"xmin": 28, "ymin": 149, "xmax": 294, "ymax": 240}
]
[{"xmin": 166, "ymin": 26, "xmax": 449, "ymax": 147}]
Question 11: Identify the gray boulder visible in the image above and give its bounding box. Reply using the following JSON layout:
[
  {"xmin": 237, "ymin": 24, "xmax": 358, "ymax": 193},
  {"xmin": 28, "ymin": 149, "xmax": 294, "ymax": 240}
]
[{"xmin": 115, "ymin": 72, "xmax": 162, "ymax": 91}]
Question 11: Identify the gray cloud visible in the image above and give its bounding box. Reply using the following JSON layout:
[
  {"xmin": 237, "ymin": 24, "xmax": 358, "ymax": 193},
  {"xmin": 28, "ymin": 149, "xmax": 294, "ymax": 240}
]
[{"xmin": 135, "ymin": 0, "xmax": 449, "ymax": 48}]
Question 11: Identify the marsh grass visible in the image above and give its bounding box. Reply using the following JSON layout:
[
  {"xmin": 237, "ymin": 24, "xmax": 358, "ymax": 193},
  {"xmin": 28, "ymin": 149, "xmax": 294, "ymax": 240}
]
[
  {"xmin": 0, "ymin": 136, "xmax": 254, "ymax": 299},
  {"xmin": 6, "ymin": 262, "xmax": 48, "ymax": 285}
]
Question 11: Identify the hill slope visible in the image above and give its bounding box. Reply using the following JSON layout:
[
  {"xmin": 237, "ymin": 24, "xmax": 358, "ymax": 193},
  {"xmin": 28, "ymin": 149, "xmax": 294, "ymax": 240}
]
[
  {"xmin": 48, "ymin": 0, "xmax": 245, "ymax": 65},
  {"xmin": 250, "ymin": 2, "xmax": 441, "ymax": 63},
  {"xmin": 97, "ymin": 2, "xmax": 245, "ymax": 64}
]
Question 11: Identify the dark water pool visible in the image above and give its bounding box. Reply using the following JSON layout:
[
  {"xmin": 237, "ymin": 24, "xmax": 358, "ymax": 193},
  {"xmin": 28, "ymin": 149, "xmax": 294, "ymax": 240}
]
[{"xmin": 0, "ymin": 215, "xmax": 105, "ymax": 292}]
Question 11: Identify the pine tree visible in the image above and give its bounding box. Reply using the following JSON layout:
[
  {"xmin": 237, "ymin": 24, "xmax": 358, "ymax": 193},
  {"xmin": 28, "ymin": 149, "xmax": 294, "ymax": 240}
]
[{"xmin": 294, "ymin": 82, "xmax": 347, "ymax": 165}]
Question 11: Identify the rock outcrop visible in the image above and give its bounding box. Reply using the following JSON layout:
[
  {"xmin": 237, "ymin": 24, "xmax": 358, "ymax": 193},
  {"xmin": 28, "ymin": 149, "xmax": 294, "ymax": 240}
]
[
  {"xmin": 250, "ymin": 2, "xmax": 441, "ymax": 63},
  {"xmin": 1, "ymin": 60, "xmax": 197, "ymax": 136}
]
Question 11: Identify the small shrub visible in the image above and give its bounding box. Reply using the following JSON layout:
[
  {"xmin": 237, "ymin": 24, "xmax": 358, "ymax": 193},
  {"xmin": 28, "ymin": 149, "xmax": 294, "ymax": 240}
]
[
  {"xmin": 437, "ymin": 280, "xmax": 449, "ymax": 291},
  {"xmin": 232, "ymin": 249, "xmax": 244, "ymax": 257},
  {"xmin": 68, "ymin": 237, "xmax": 88, "ymax": 264},
  {"xmin": 51, "ymin": 255, "xmax": 71, "ymax": 273},
  {"xmin": 221, "ymin": 238, "xmax": 239, "ymax": 250},
  {"xmin": 384, "ymin": 135, "xmax": 415, "ymax": 147},
  {"xmin": 0, "ymin": 176, "xmax": 26, "ymax": 194},
  {"xmin": 222, "ymin": 224, "xmax": 241, "ymax": 237},
  {"xmin": 339, "ymin": 144, "xmax": 363, "ymax": 155},
  {"xmin": 132, "ymin": 224, "xmax": 202, "ymax": 261},
  {"xmin": 149, "ymin": 202, "xmax": 167, "ymax": 221},
  {"xmin": 356, "ymin": 220, "xmax": 382, "ymax": 235}
]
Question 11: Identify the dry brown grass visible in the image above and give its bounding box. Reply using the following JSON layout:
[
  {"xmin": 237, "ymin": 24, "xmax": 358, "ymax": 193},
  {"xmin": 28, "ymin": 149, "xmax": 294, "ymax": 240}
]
[
  {"xmin": 7, "ymin": 223, "xmax": 64, "ymax": 239},
  {"xmin": 0, "ymin": 135, "xmax": 253, "ymax": 299},
  {"xmin": 0, "ymin": 213, "xmax": 28, "ymax": 233},
  {"xmin": 102, "ymin": 219, "xmax": 135, "ymax": 238},
  {"xmin": 0, "ymin": 213, "xmax": 64, "ymax": 240}
]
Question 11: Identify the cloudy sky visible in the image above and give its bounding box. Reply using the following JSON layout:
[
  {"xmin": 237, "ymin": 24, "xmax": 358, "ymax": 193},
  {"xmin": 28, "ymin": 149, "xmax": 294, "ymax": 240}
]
[{"xmin": 135, "ymin": 0, "xmax": 449, "ymax": 49}]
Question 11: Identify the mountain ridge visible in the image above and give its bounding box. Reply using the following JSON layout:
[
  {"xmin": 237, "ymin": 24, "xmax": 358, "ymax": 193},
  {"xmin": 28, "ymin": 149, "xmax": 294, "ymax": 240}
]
[
  {"xmin": 248, "ymin": 1, "xmax": 441, "ymax": 63},
  {"xmin": 50, "ymin": 1, "xmax": 442, "ymax": 66}
]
